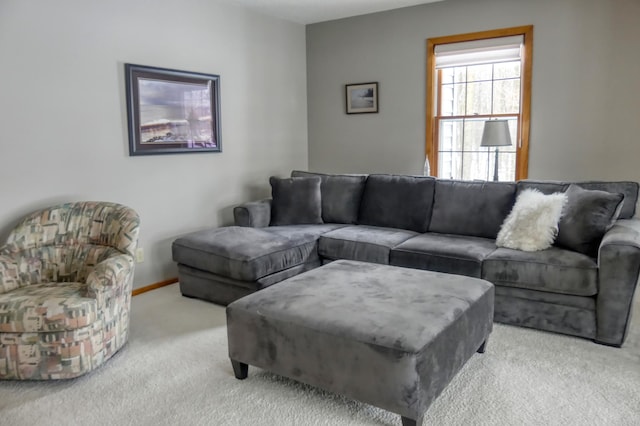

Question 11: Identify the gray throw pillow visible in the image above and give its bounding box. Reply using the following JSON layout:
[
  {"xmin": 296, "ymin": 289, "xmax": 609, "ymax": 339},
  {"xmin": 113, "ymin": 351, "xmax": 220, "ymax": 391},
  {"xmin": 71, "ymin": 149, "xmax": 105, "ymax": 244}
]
[
  {"xmin": 555, "ymin": 184, "xmax": 624, "ymax": 257},
  {"xmin": 269, "ymin": 176, "xmax": 323, "ymax": 226},
  {"xmin": 291, "ymin": 170, "xmax": 367, "ymax": 224}
]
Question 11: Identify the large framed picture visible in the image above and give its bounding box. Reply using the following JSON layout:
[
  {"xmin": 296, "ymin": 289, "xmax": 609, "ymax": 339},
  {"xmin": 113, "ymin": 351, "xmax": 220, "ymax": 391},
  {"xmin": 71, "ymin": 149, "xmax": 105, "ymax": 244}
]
[
  {"xmin": 345, "ymin": 82, "xmax": 378, "ymax": 114},
  {"xmin": 125, "ymin": 64, "xmax": 221, "ymax": 156}
]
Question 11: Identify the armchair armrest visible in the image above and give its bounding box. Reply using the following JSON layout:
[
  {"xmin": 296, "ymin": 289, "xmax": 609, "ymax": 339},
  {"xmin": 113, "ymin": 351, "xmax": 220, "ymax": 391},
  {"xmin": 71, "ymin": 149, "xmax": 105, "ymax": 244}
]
[
  {"xmin": 86, "ymin": 254, "xmax": 135, "ymax": 313},
  {"xmin": 0, "ymin": 253, "xmax": 20, "ymax": 294},
  {"xmin": 596, "ymin": 219, "xmax": 640, "ymax": 346},
  {"xmin": 233, "ymin": 199, "xmax": 272, "ymax": 228}
]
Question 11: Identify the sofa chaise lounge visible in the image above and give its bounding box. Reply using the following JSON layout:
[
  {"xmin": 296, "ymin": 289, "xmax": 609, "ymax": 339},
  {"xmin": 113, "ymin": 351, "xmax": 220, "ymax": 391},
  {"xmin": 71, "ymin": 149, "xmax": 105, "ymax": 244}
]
[{"xmin": 172, "ymin": 171, "xmax": 640, "ymax": 347}]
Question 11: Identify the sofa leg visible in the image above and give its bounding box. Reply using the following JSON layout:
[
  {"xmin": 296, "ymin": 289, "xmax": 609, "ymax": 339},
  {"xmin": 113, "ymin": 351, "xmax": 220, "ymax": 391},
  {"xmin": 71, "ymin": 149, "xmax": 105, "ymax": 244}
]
[
  {"xmin": 231, "ymin": 359, "xmax": 248, "ymax": 379},
  {"xmin": 477, "ymin": 339, "xmax": 488, "ymax": 354}
]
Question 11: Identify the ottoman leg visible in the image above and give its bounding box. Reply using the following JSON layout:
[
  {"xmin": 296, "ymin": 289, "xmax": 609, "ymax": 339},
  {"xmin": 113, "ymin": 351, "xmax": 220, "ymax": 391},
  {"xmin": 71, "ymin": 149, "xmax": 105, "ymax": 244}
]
[
  {"xmin": 477, "ymin": 339, "xmax": 489, "ymax": 354},
  {"xmin": 231, "ymin": 359, "xmax": 248, "ymax": 379},
  {"xmin": 401, "ymin": 416, "xmax": 424, "ymax": 426}
]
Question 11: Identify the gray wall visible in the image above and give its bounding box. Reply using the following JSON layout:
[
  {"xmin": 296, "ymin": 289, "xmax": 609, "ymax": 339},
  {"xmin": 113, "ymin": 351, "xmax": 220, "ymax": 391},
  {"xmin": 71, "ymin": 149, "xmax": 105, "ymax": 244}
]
[
  {"xmin": 0, "ymin": 0, "xmax": 308, "ymax": 288},
  {"xmin": 306, "ymin": 0, "xmax": 640, "ymax": 181}
]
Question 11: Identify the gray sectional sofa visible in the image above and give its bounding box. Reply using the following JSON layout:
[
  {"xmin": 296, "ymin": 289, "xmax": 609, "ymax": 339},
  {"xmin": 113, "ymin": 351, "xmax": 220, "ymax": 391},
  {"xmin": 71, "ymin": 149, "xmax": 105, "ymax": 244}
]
[{"xmin": 172, "ymin": 171, "xmax": 640, "ymax": 347}]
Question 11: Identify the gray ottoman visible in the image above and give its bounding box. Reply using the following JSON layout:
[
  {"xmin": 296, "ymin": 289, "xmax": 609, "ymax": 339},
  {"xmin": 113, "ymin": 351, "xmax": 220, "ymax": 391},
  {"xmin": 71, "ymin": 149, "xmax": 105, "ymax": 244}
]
[{"xmin": 226, "ymin": 260, "xmax": 494, "ymax": 425}]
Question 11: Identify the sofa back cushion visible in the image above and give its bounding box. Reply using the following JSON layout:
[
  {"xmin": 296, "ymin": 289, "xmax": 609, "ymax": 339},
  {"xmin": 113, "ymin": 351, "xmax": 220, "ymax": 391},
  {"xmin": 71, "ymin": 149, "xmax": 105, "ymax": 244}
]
[
  {"xmin": 517, "ymin": 180, "xmax": 639, "ymax": 219},
  {"xmin": 429, "ymin": 180, "xmax": 517, "ymax": 239},
  {"xmin": 291, "ymin": 170, "xmax": 366, "ymax": 224},
  {"xmin": 358, "ymin": 174, "xmax": 435, "ymax": 233}
]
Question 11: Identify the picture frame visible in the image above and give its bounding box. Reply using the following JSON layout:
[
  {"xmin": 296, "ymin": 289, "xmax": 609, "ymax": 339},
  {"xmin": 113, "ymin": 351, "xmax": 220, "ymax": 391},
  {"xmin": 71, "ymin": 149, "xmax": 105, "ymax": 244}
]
[
  {"xmin": 345, "ymin": 82, "xmax": 378, "ymax": 114},
  {"xmin": 125, "ymin": 64, "xmax": 221, "ymax": 156}
]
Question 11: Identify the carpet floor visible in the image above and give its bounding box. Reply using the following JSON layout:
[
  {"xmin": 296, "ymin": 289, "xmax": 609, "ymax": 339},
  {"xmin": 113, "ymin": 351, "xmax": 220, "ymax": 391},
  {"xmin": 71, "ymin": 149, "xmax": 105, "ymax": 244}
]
[{"xmin": 1, "ymin": 283, "xmax": 639, "ymax": 426}]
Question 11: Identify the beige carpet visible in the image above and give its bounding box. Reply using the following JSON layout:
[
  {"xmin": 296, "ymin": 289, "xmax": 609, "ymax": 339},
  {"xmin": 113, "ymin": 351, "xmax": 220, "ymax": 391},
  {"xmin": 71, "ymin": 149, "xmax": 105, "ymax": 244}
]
[{"xmin": 1, "ymin": 283, "xmax": 639, "ymax": 426}]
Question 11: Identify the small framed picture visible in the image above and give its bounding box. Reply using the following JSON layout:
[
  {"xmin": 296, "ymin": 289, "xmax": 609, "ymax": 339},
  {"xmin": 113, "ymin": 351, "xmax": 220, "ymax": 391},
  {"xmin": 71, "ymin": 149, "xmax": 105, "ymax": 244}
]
[
  {"xmin": 125, "ymin": 64, "xmax": 221, "ymax": 156},
  {"xmin": 345, "ymin": 82, "xmax": 378, "ymax": 114}
]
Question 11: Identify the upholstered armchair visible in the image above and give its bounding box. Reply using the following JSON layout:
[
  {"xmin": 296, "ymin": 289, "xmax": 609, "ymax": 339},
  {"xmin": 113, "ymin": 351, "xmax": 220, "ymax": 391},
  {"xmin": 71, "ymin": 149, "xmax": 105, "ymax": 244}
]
[{"xmin": 0, "ymin": 202, "xmax": 140, "ymax": 380}]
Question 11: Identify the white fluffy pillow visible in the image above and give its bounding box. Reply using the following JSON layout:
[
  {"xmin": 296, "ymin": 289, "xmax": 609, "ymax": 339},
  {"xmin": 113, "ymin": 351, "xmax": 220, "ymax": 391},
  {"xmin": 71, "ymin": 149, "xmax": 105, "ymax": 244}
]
[{"xmin": 496, "ymin": 189, "xmax": 567, "ymax": 252}]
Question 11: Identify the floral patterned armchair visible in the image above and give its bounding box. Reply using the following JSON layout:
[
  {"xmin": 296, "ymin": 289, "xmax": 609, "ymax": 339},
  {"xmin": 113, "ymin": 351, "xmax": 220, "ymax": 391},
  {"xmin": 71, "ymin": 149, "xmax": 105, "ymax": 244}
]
[{"xmin": 0, "ymin": 202, "xmax": 140, "ymax": 380}]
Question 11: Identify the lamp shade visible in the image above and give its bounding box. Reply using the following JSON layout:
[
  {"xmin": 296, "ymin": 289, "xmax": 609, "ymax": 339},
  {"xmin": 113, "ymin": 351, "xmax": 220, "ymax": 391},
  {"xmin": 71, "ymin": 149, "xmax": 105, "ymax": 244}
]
[{"xmin": 481, "ymin": 120, "xmax": 512, "ymax": 147}]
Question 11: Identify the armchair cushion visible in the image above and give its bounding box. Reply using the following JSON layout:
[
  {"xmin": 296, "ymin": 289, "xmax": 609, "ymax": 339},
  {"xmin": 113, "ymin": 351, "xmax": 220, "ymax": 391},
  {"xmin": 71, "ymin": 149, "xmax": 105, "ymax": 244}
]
[{"xmin": 0, "ymin": 282, "xmax": 97, "ymax": 332}]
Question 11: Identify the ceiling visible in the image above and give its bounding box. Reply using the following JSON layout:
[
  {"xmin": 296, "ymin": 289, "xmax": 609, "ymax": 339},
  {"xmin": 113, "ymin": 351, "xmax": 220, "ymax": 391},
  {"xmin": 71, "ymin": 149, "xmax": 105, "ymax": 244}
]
[{"xmin": 226, "ymin": 0, "xmax": 445, "ymax": 25}]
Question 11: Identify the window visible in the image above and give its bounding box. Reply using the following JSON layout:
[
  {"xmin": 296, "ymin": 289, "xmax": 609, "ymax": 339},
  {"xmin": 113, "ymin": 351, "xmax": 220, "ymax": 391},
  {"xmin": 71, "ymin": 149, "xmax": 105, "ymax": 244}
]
[{"xmin": 426, "ymin": 26, "xmax": 533, "ymax": 181}]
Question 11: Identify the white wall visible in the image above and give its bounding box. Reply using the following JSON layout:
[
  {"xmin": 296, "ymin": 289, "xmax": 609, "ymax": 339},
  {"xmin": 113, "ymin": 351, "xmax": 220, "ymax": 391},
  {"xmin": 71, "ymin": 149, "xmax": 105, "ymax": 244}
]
[
  {"xmin": 306, "ymin": 0, "xmax": 640, "ymax": 182},
  {"xmin": 0, "ymin": 0, "xmax": 308, "ymax": 288}
]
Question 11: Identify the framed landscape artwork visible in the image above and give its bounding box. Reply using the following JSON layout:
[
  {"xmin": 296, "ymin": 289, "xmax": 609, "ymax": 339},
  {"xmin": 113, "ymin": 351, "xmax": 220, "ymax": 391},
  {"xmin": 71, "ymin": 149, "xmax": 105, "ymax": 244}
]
[
  {"xmin": 125, "ymin": 64, "xmax": 221, "ymax": 156},
  {"xmin": 345, "ymin": 82, "xmax": 378, "ymax": 114}
]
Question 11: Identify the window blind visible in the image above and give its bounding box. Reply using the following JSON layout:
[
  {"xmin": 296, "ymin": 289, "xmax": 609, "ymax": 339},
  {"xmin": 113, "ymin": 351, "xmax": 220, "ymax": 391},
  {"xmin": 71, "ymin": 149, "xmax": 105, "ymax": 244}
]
[{"xmin": 434, "ymin": 35, "xmax": 523, "ymax": 68}]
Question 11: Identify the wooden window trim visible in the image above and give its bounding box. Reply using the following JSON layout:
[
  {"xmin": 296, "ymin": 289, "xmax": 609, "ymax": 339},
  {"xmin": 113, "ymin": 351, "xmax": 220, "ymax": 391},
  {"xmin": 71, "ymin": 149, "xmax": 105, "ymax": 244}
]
[{"xmin": 426, "ymin": 25, "xmax": 533, "ymax": 180}]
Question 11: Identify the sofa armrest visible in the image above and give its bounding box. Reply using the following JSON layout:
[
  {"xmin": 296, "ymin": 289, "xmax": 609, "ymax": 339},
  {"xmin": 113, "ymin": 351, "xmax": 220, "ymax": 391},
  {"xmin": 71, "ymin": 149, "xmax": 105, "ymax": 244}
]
[
  {"xmin": 86, "ymin": 254, "xmax": 135, "ymax": 313},
  {"xmin": 596, "ymin": 219, "xmax": 640, "ymax": 346},
  {"xmin": 233, "ymin": 199, "xmax": 272, "ymax": 228},
  {"xmin": 0, "ymin": 253, "xmax": 20, "ymax": 294}
]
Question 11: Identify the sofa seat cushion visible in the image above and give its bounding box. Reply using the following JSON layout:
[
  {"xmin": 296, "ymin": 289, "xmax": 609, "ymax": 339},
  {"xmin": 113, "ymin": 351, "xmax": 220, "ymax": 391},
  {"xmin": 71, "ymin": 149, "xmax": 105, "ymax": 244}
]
[
  {"xmin": 172, "ymin": 226, "xmax": 319, "ymax": 282},
  {"xmin": 390, "ymin": 233, "xmax": 497, "ymax": 277},
  {"xmin": 319, "ymin": 225, "xmax": 418, "ymax": 264},
  {"xmin": 0, "ymin": 282, "xmax": 98, "ymax": 332},
  {"xmin": 482, "ymin": 247, "xmax": 598, "ymax": 296}
]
